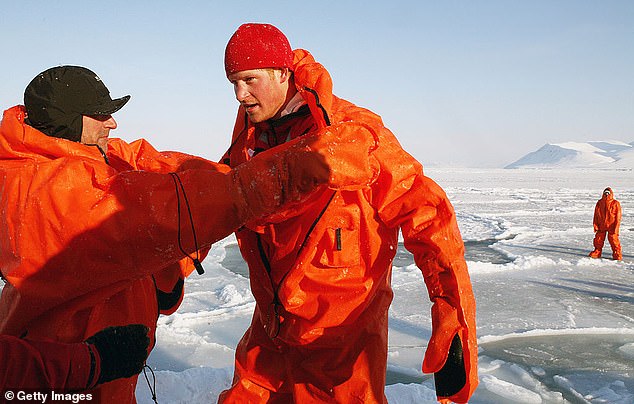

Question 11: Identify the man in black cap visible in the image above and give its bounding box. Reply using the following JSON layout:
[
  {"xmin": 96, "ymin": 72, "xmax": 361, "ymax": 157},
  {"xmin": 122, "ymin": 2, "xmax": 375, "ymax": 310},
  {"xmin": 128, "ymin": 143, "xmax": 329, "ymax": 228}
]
[{"xmin": 0, "ymin": 65, "xmax": 377, "ymax": 402}]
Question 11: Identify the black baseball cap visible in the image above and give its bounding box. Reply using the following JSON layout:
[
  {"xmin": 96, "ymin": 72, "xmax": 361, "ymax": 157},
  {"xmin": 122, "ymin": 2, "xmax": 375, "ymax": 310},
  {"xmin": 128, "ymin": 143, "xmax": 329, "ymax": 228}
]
[{"xmin": 24, "ymin": 66, "xmax": 130, "ymax": 142}]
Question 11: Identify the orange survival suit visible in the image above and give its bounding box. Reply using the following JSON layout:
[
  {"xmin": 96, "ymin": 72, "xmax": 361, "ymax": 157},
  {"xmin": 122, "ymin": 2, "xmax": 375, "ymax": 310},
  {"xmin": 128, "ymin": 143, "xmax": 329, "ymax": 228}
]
[
  {"xmin": 219, "ymin": 50, "xmax": 478, "ymax": 403},
  {"xmin": 589, "ymin": 187, "xmax": 622, "ymax": 260},
  {"xmin": 0, "ymin": 106, "xmax": 376, "ymax": 403}
]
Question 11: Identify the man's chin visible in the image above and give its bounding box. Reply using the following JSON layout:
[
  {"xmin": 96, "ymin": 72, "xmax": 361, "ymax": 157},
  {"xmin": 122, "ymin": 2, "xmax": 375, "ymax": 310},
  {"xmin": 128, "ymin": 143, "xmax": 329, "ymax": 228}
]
[{"xmin": 246, "ymin": 113, "xmax": 264, "ymax": 124}]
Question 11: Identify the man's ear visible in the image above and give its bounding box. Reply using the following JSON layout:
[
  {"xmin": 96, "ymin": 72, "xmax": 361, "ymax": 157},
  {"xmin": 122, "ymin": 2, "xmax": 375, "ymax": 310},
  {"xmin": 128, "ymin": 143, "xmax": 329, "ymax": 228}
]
[{"xmin": 279, "ymin": 68, "xmax": 292, "ymax": 84}]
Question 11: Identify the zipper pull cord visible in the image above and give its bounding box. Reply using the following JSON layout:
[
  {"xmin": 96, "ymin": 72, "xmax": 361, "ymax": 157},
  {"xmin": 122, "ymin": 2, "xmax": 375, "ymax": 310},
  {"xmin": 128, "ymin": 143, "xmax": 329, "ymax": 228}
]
[{"xmin": 169, "ymin": 172, "xmax": 204, "ymax": 275}]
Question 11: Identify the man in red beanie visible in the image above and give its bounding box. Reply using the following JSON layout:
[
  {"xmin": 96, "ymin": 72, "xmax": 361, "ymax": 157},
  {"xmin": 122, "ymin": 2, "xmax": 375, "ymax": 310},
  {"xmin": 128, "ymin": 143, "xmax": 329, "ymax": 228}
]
[
  {"xmin": 589, "ymin": 187, "xmax": 622, "ymax": 260},
  {"xmin": 219, "ymin": 23, "xmax": 478, "ymax": 403}
]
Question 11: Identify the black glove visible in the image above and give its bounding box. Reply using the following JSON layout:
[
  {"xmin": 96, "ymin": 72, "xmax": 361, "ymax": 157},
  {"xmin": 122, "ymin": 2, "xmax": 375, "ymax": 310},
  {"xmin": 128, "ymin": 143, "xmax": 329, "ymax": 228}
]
[
  {"xmin": 434, "ymin": 334, "xmax": 467, "ymax": 398},
  {"xmin": 85, "ymin": 324, "xmax": 150, "ymax": 384}
]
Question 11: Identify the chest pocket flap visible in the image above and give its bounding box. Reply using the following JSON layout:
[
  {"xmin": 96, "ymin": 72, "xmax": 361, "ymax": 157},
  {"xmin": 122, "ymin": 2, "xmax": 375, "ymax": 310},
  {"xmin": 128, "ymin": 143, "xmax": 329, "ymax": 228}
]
[{"xmin": 316, "ymin": 205, "xmax": 361, "ymax": 268}]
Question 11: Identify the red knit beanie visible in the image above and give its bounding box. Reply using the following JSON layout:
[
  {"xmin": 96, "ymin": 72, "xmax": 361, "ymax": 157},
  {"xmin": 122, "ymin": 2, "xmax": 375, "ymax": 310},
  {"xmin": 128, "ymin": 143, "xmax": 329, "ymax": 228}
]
[{"xmin": 224, "ymin": 23, "xmax": 294, "ymax": 76}]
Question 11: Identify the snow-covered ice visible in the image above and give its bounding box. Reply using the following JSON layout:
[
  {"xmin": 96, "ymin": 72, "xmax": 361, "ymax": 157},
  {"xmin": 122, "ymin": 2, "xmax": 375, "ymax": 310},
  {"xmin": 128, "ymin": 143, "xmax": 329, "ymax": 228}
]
[{"xmin": 80, "ymin": 168, "xmax": 634, "ymax": 403}]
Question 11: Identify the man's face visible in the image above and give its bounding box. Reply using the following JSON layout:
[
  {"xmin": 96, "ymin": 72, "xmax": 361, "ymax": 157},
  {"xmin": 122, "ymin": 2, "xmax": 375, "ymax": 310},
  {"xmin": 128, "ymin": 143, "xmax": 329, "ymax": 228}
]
[
  {"xmin": 228, "ymin": 68, "xmax": 290, "ymax": 123},
  {"xmin": 81, "ymin": 115, "xmax": 117, "ymax": 150}
]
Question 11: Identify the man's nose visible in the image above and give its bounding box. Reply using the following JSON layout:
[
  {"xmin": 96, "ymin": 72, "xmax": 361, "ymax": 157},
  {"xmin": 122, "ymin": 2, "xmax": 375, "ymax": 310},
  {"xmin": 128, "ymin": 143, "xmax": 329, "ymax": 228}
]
[
  {"xmin": 235, "ymin": 83, "xmax": 249, "ymax": 102},
  {"xmin": 105, "ymin": 116, "xmax": 117, "ymax": 129}
]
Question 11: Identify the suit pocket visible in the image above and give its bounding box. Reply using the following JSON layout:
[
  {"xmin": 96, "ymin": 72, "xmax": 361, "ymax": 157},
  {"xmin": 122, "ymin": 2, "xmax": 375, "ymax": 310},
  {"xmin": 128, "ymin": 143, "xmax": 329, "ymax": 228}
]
[{"xmin": 316, "ymin": 206, "xmax": 361, "ymax": 268}]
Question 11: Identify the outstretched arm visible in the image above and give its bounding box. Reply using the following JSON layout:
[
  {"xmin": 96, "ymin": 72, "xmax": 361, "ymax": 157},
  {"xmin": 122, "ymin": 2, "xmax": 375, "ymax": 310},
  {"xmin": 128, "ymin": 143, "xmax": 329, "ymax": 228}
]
[{"xmin": 1, "ymin": 122, "xmax": 379, "ymax": 317}]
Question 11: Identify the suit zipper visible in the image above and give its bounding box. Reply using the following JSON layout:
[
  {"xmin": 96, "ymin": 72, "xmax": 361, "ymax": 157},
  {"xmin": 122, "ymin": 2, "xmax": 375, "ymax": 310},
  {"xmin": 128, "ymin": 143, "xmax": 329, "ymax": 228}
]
[{"xmin": 255, "ymin": 191, "xmax": 337, "ymax": 337}]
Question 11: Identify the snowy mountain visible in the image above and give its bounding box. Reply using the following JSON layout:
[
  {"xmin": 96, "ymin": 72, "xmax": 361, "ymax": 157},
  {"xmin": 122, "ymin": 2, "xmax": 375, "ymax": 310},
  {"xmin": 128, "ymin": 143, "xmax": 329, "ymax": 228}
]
[{"xmin": 506, "ymin": 140, "xmax": 634, "ymax": 169}]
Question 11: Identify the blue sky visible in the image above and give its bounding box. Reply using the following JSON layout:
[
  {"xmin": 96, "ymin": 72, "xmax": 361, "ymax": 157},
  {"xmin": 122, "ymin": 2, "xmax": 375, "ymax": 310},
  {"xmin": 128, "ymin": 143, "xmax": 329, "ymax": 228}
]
[{"xmin": 1, "ymin": 1, "xmax": 632, "ymax": 167}]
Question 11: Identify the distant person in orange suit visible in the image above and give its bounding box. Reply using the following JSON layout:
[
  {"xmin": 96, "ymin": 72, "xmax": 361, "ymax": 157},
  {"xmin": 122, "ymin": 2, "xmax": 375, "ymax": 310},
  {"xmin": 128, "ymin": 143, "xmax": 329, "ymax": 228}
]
[{"xmin": 589, "ymin": 187, "xmax": 622, "ymax": 260}]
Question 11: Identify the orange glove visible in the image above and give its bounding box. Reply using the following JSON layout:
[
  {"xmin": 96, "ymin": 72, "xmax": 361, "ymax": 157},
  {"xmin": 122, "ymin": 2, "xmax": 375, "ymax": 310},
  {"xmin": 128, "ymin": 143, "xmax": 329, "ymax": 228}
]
[{"xmin": 422, "ymin": 298, "xmax": 477, "ymax": 403}]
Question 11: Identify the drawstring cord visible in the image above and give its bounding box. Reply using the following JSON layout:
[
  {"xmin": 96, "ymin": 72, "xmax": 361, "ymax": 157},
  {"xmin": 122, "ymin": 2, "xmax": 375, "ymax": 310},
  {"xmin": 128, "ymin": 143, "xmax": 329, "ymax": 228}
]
[
  {"xmin": 169, "ymin": 172, "xmax": 205, "ymax": 275},
  {"xmin": 143, "ymin": 171, "xmax": 204, "ymax": 403},
  {"xmin": 142, "ymin": 364, "xmax": 158, "ymax": 403}
]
